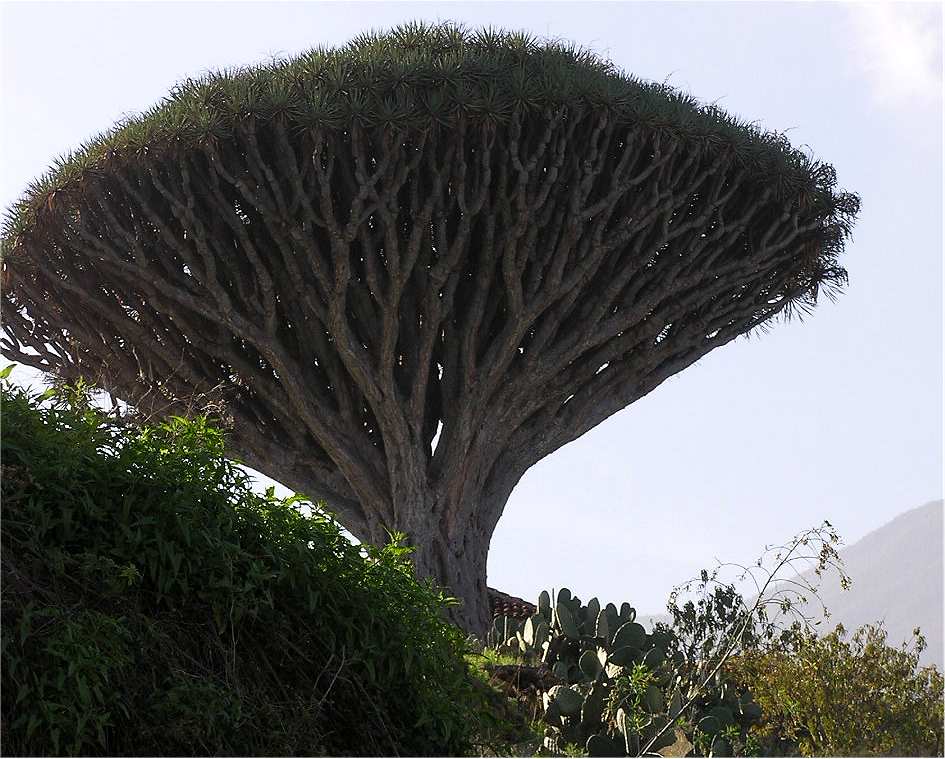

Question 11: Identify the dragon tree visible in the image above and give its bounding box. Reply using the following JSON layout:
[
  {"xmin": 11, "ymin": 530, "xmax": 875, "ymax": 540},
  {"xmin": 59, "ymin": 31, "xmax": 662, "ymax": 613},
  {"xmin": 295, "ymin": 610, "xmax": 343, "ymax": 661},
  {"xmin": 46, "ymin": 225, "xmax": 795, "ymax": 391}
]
[{"xmin": 0, "ymin": 24, "xmax": 858, "ymax": 635}]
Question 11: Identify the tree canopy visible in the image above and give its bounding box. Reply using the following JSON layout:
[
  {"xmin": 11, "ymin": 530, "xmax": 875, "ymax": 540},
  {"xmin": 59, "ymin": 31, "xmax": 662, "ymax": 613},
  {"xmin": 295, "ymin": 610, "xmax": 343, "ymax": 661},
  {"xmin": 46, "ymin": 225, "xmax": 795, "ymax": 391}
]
[{"xmin": 1, "ymin": 23, "xmax": 859, "ymax": 633}]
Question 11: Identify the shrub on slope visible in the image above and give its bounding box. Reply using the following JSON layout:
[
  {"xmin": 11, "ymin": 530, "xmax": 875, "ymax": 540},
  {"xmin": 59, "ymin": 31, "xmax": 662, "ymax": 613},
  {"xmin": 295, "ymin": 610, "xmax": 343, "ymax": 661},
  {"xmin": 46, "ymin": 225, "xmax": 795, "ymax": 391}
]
[
  {"xmin": 1, "ymin": 379, "xmax": 475, "ymax": 756},
  {"xmin": 728, "ymin": 623, "xmax": 944, "ymax": 757}
]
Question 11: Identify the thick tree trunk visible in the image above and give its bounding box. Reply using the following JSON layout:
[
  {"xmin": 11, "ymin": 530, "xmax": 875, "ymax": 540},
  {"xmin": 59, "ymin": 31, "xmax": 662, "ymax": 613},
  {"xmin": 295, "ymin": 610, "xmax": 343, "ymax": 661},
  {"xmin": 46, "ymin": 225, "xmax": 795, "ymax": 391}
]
[
  {"xmin": 360, "ymin": 511, "xmax": 493, "ymax": 637},
  {"xmin": 355, "ymin": 459, "xmax": 507, "ymax": 639},
  {"xmin": 408, "ymin": 522, "xmax": 492, "ymax": 638},
  {"xmin": 236, "ymin": 437, "xmax": 508, "ymax": 638}
]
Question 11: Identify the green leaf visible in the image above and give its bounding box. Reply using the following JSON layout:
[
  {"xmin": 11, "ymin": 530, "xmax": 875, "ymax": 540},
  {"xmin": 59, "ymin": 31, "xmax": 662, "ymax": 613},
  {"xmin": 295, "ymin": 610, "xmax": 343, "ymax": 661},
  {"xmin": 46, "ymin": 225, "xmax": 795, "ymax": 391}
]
[
  {"xmin": 586, "ymin": 733, "xmax": 624, "ymax": 757},
  {"xmin": 556, "ymin": 602, "xmax": 579, "ymax": 639},
  {"xmin": 573, "ymin": 649, "xmax": 599, "ymax": 681},
  {"xmin": 612, "ymin": 621, "xmax": 646, "ymax": 650},
  {"xmin": 547, "ymin": 684, "xmax": 583, "ymax": 716}
]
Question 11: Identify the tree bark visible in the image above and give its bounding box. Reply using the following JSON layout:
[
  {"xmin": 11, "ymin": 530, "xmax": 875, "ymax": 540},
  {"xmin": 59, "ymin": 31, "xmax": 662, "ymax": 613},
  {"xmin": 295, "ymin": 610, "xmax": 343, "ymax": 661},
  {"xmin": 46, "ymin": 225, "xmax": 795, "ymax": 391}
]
[
  {"xmin": 356, "ymin": 463, "xmax": 506, "ymax": 639},
  {"xmin": 253, "ymin": 438, "xmax": 504, "ymax": 638},
  {"xmin": 407, "ymin": 515, "xmax": 492, "ymax": 638}
]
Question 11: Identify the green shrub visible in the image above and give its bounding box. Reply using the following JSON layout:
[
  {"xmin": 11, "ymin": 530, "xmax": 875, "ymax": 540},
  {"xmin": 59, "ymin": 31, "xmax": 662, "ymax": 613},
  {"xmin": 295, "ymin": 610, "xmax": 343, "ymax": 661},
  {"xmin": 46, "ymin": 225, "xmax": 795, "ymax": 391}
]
[
  {"xmin": 728, "ymin": 623, "xmax": 945, "ymax": 757},
  {"xmin": 1, "ymin": 378, "xmax": 477, "ymax": 756}
]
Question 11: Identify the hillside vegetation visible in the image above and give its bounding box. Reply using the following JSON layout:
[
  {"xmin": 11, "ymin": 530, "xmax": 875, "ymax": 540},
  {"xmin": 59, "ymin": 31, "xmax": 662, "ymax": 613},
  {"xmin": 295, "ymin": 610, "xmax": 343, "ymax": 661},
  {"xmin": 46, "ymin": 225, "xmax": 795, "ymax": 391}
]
[
  {"xmin": 0, "ymin": 378, "xmax": 481, "ymax": 756},
  {"xmin": 1, "ymin": 376, "xmax": 941, "ymax": 757},
  {"xmin": 782, "ymin": 499, "xmax": 943, "ymax": 670}
]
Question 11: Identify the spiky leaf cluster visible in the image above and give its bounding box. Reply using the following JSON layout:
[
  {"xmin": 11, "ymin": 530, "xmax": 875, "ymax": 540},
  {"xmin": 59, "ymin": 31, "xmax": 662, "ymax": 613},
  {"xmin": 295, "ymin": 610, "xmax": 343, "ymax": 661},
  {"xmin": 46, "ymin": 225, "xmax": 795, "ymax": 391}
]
[{"xmin": 3, "ymin": 22, "xmax": 856, "ymax": 250}]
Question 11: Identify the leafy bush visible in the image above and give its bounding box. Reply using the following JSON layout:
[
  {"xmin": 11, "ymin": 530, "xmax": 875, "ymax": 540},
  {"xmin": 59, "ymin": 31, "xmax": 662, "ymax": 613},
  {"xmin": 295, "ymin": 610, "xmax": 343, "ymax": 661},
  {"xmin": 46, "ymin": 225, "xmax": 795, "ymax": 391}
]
[
  {"xmin": 463, "ymin": 647, "xmax": 548, "ymax": 757},
  {"xmin": 1, "ymin": 378, "xmax": 478, "ymax": 756},
  {"xmin": 728, "ymin": 623, "xmax": 945, "ymax": 757}
]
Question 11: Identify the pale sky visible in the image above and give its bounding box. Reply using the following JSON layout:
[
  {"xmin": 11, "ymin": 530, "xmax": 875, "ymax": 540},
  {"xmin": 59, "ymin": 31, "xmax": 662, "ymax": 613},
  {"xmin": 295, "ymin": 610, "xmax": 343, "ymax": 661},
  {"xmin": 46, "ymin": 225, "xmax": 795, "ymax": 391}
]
[{"xmin": 1, "ymin": 1, "xmax": 942, "ymax": 613}]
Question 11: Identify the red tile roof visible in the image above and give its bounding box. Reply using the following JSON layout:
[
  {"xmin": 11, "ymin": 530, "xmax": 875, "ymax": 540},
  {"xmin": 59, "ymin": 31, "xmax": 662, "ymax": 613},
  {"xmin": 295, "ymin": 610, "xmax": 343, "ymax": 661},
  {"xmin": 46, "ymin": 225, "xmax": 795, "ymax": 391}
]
[{"xmin": 488, "ymin": 587, "xmax": 537, "ymax": 620}]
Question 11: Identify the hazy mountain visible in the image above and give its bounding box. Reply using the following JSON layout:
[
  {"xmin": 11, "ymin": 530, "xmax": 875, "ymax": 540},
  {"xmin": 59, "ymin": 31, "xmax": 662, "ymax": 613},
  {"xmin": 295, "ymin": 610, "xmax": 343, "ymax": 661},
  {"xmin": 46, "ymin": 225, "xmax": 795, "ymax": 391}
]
[
  {"xmin": 794, "ymin": 499, "xmax": 943, "ymax": 669},
  {"xmin": 638, "ymin": 500, "xmax": 943, "ymax": 670}
]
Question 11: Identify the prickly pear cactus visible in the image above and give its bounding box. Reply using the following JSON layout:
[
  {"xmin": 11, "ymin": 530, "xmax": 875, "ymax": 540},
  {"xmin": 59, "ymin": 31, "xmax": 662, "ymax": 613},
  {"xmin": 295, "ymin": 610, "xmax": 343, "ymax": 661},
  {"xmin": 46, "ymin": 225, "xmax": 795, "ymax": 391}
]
[{"xmin": 486, "ymin": 588, "xmax": 764, "ymax": 756}]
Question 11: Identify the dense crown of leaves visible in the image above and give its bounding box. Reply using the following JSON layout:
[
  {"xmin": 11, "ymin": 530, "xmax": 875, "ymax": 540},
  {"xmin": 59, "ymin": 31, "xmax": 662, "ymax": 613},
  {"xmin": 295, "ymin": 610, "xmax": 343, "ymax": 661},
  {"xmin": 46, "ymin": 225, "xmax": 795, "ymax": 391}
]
[
  {"xmin": 3, "ymin": 22, "xmax": 856, "ymax": 261},
  {"xmin": 0, "ymin": 380, "xmax": 478, "ymax": 756}
]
